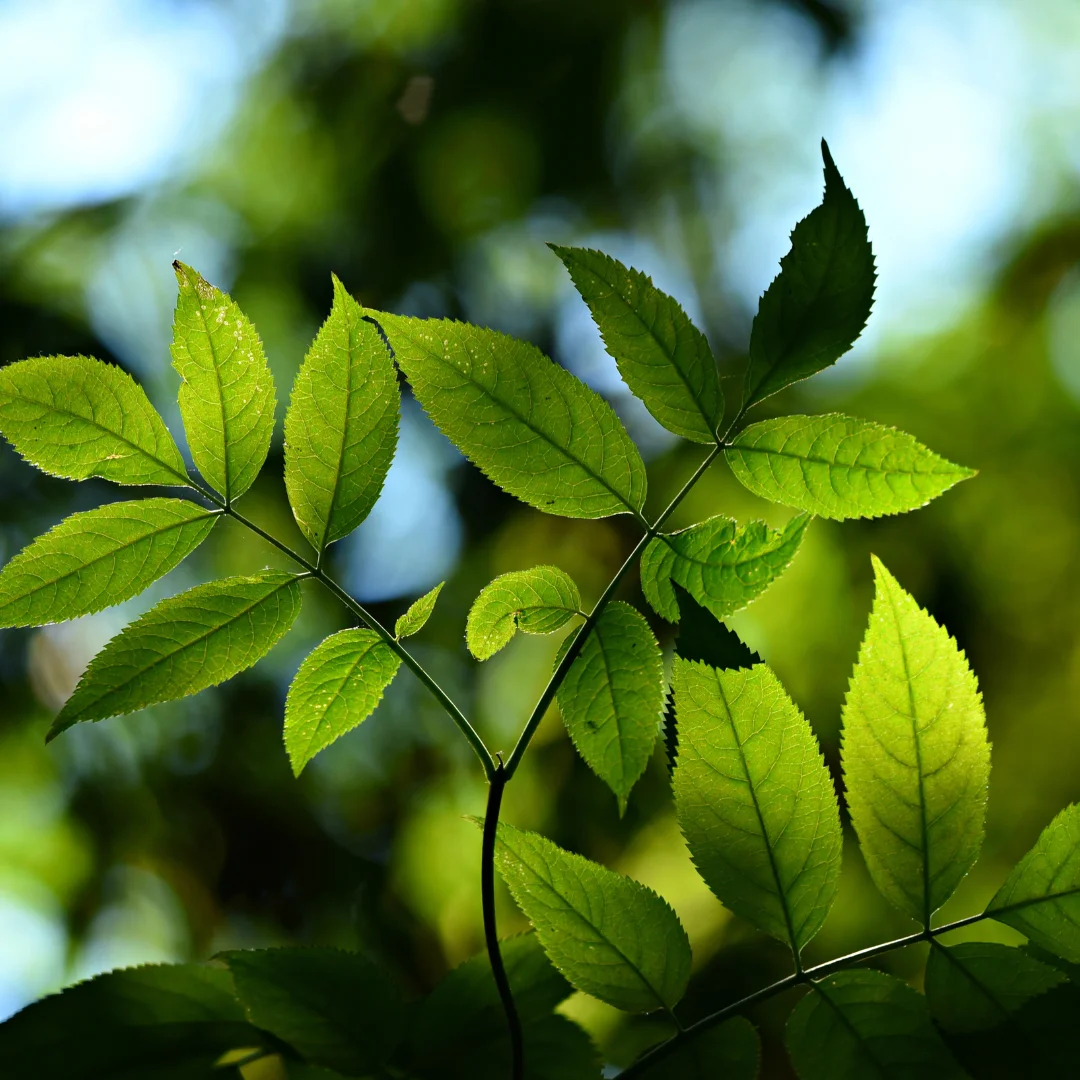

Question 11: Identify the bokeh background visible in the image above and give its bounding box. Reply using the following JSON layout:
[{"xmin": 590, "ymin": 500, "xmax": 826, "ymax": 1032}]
[{"xmin": 2, "ymin": 0, "xmax": 1080, "ymax": 1073}]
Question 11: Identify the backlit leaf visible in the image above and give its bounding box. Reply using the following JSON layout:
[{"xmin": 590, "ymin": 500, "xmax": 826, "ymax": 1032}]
[
  {"xmin": 0, "ymin": 498, "xmax": 218, "ymax": 628},
  {"xmin": 493, "ymin": 823, "xmax": 692, "ymax": 1014},
  {"xmin": 284, "ymin": 276, "xmax": 399, "ymax": 552},
  {"xmin": 673, "ymin": 659, "xmax": 842, "ymax": 952},
  {"xmin": 284, "ymin": 628, "xmax": 400, "ymax": 775},
  {"xmin": 171, "ymin": 262, "xmax": 276, "ymax": 503},
  {"xmin": 727, "ymin": 414, "xmax": 973, "ymax": 520},
  {"xmin": 369, "ymin": 312, "xmax": 647, "ymax": 518},
  {"xmin": 552, "ymin": 245, "xmax": 722, "ymax": 443},
  {"xmin": 395, "ymin": 581, "xmax": 444, "ymax": 639},
  {"xmin": 841, "ymin": 557, "xmax": 989, "ymax": 925},
  {"xmin": 0, "ymin": 354, "xmax": 188, "ymax": 487},
  {"xmin": 632, "ymin": 1016, "xmax": 760, "ymax": 1080},
  {"xmin": 50, "ymin": 570, "xmax": 302, "ymax": 738}
]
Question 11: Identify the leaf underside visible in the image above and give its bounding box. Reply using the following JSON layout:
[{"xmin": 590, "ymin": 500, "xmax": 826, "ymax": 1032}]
[{"xmin": 395, "ymin": 581, "xmax": 445, "ymax": 639}]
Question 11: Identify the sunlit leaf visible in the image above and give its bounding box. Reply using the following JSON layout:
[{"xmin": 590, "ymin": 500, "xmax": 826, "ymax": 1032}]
[
  {"xmin": 395, "ymin": 581, "xmax": 445, "ymax": 639},
  {"xmin": 632, "ymin": 1016, "xmax": 760, "ymax": 1080},
  {"xmin": 841, "ymin": 557, "xmax": 989, "ymax": 926}
]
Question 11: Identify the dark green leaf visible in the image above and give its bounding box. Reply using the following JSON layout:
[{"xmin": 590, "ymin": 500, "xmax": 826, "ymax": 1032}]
[
  {"xmin": 0, "ymin": 498, "xmax": 218, "ymax": 628},
  {"xmin": 672, "ymin": 584, "xmax": 761, "ymax": 669},
  {"xmin": 395, "ymin": 581, "xmax": 444, "ymax": 639},
  {"xmin": 632, "ymin": 1016, "xmax": 760, "ymax": 1079},
  {"xmin": 552, "ymin": 245, "xmax": 723, "ymax": 443},
  {"xmin": 0, "ymin": 354, "xmax": 188, "ymax": 487},
  {"xmin": 743, "ymin": 140, "xmax": 875, "ymax": 409}
]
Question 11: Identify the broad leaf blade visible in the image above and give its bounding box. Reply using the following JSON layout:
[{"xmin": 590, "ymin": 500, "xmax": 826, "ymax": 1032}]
[
  {"xmin": 841, "ymin": 557, "xmax": 989, "ymax": 925},
  {"xmin": 467, "ymin": 566, "xmax": 582, "ymax": 660},
  {"xmin": 557, "ymin": 601, "xmax": 664, "ymax": 814},
  {"xmin": 0, "ymin": 355, "xmax": 188, "ymax": 487},
  {"xmin": 633, "ymin": 1017, "xmax": 760, "ymax": 1080},
  {"xmin": 785, "ymin": 969, "xmax": 963, "ymax": 1080},
  {"xmin": 552, "ymin": 245, "xmax": 723, "ymax": 444},
  {"xmin": 284, "ymin": 277, "xmax": 399, "ymax": 552},
  {"xmin": 171, "ymin": 262, "xmax": 276, "ymax": 502},
  {"xmin": 726, "ymin": 414, "xmax": 974, "ymax": 520},
  {"xmin": 673, "ymin": 659, "xmax": 842, "ymax": 952},
  {"xmin": 672, "ymin": 584, "xmax": 761, "ymax": 669},
  {"xmin": 987, "ymin": 803, "xmax": 1080, "ymax": 962},
  {"xmin": 744, "ymin": 140, "xmax": 875, "ymax": 409},
  {"xmin": 370, "ymin": 312, "xmax": 647, "ymax": 519},
  {"xmin": 0, "ymin": 498, "xmax": 218, "ymax": 628},
  {"xmin": 395, "ymin": 581, "xmax": 444, "ymax": 639},
  {"xmin": 50, "ymin": 571, "xmax": 303, "ymax": 737},
  {"xmin": 641, "ymin": 513, "xmax": 808, "ymax": 622},
  {"xmin": 493, "ymin": 823, "xmax": 692, "ymax": 1013},
  {"xmin": 223, "ymin": 947, "xmax": 404, "ymax": 1075},
  {"xmin": 284, "ymin": 628, "xmax": 401, "ymax": 774}
]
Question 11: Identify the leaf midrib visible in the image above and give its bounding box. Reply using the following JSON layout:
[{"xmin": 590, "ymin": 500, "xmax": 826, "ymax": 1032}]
[
  {"xmin": 191, "ymin": 291, "xmax": 234, "ymax": 504},
  {"xmin": 812, "ymin": 982, "xmax": 893, "ymax": 1079},
  {"xmin": 730, "ymin": 440, "xmax": 960, "ymax": 479}
]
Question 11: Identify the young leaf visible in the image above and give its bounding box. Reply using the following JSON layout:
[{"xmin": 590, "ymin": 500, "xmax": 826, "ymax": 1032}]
[
  {"xmin": 171, "ymin": 262, "xmax": 276, "ymax": 503},
  {"xmin": 395, "ymin": 581, "xmax": 444, "ymax": 639},
  {"xmin": 552, "ymin": 245, "xmax": 723, "ymax": 444},
  {"xmin": 673, "ymin": 659, "xmax": 842, "ymax": 953},
  {"xmin": 0, "ymin": 354, "xmax": 189, "ymax": 487},
  {"xmin": 284, "ymin": 277, "xmax": 399, "ymax": 552},
  {"xmin": 841, "ymin": 557, "xmax": 989, "ymax": 926},
  {"xmin": 0, "ymin": 963, "xmax": 259, "ymax": 1080},
  {"xmin": 556, "ymin": 601, "xmax": 664, "ymax": 814},
  {"xmin": 223, "ymin": 947, "xmax": 404, "ymax": 1075},
  {"xmin": 641, "ymin": 512, "xmax": 808, "ymax": 622},
  {"xmin": 726, "ymin": 414, "xmax": 974, "ymax": 520},
  {"xmin": 986, "ymin": 803, "xmax": 1080, "ymax": 962},
  {"xmin": 284, "ymin": 628, "xmax": 401, "ymax": 774},
  {"xmin": 743, "ymin": 140, "xmax": 875, "ymax": 409},
  {"xmin": 368, "ymin": 312, "xmax": 647, "ymax": 519},
  {"xmin": 466, "ymin": 566, "xmax": 582, "ymax": 660},
  {"xmin": 785, "ymin": 969, "xmax": 964, "ymax": 1080},
  {"xmin": 0, "ymin": 498, "xmax": 219, "ymax": 628},
  {"xmin": 50, "ymin": 570, "xmax": 303, "ymax": 738},
  {"xmin": 632, "ymin": 1016, "xmax": 760, "ymax": 1080},
  {"xmin": 492, "ymin": 822, "xmax": 692, "ymax": 1014}
]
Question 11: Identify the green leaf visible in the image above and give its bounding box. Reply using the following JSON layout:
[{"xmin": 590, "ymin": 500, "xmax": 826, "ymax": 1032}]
[
  {"xmin": 841, "ymin": 556, "xmax": 989, "ymax": 926},
  {"xmin": 726, "ymin": 414, "xmax": 974, "ymax": 520},
  {"xmin": 369, "ymin": 312, "xmax": 647, "ymax": 519},
  {"xmin": 171, "ymin": 262, "xmax": 276, "ymax": 503},
  {"xmin": 672, "ymin": 659, "xmax": 842, "ymax": 953},
  {"xmin": 0, "ymin": 354, "xmax": 188, "ymax": 487},
  {"xmin": 672, "ymin": 584, "xmax": 761, "ymax": 669},
  {"xmin": 0, "ymin": 963, "xmax": 259, "ymax": 1080},
  {"xmin": 552, "ymin": 245, "xmax": 723, "ymax": 444},
  {"xmin": 466, "ymin": 566, "xmax": 582, "ymax": 660},
  {"xmin": 785, "ymin": 969, "xmax": 964, "ymax": 1080},
  {"xmin": 641, "ymin": 513, "xmax": 808, "ymax": 622},
  {"xmin": 493, "ymin": 822, "xmax": 692, "ymax": 1014},
  {"xmin": 633, "ymin": 1016, "xmax": 760, "ymax": 1080},
  {"xmin": 222, "ymin": 947, "xmax": 404, "ymax": 1075},
  {"xmin": 986, "ymin": 803, "xmax": 1080, "ymax": 962},
  {"xmin": 556, "ymin": 601, "xmax": 664, "ymax": 814},
  {"xmin": 743, "ymin": 140, "xmax": 875, "ymax": 409},
  {"xmin": 395, "ymin": 581, "xmax": 445, "ymax": 639},
  {"xmin": 284, "ymin": 277, "xmax": 399, "ymax": 552},
  {"xmin": 0, "ymin": 498, "xmax": 219, "ymax": 628},
  {"xmin": 50, "ymin": 571, "xmax": 302, "ymax": 738},
  {"xmin": 284, "ymin": 628, "xmax": 401, "ymax": 775}
]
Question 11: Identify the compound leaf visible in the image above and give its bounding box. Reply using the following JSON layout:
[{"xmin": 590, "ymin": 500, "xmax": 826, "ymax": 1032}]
[
  {"xmin": 0, "ymin": 354, "xmax": 188, "ymax": 487},
  {"xmin": 557, "ymin": 601, "xmax": 664, "ymax": 814},
  {"xmin": 785, "ymin": 969, "xmax": 963, "ymax": 1080},
  {"xmin": 395, "ymin": 581, "xmax": 444, "ymax": 639},
  {"xmin": 369, "ymin": 312, "xmax": 647, "ymax": 519},
  {"xmin": 632, "ymin": 1016, "xmax": 760, "ymax": 1080},
  {"xmin": 641, "ymin": 513, "xmax": 808, "ymax": 622},
  {"xmin": 841, "ymin": 557, "xmax": 989, "ymax": 926},
  {"xmin": 552, "ymin": 245, "xmax": 722, "ymax": 444},
  {"xmin": 284, "ymin": 628, "xmax": 401, "ymax": 775},
  {"xmin": 284, "ymin": 276, "xmax": 399, "ymax": 552},
  {"xmin": 727, "ymin": 414, "xmax": 974, "ymax": 521},
  {"xmin": 50, "ymin": 570, "xmax": 302, "ymax": 738},
  {"xmin": 0, "ymin": 498, "xmax": 219, "ymax": 628},
  {"xmin": 223, "ymin": 947, "xmax": 404, "ymax": 1075},
  {"xmin": 744, "ymin": 140, "xmax": 875, "ymax": 409},
  {"xmin": 673, "ymin": 659, "xmax": 841, "ymax": 953},
  {"xmin": 467, "ymin": 566, "xmax": 582, "ymax": 660},
  {"xmin": 987, "ymin": 803, "xmax": 1080, "ymax": 962},
  {"xmin": 493, "ymin": 823, "xmax": 692, "ymax": 1014},
  {"xmin": 171, "ymin": 262, "xmax": 276, "ymax": 503}
]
